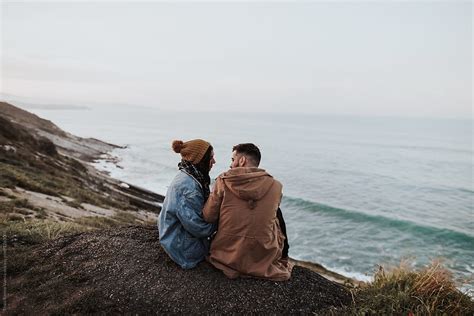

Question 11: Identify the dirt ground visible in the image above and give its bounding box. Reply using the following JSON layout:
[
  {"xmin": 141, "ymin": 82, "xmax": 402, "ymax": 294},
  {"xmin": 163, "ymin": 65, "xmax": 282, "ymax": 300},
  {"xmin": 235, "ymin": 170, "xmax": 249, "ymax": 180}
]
[{"xmin": 4, "ymin": 225, "xmax": 351, "ymax": 314}]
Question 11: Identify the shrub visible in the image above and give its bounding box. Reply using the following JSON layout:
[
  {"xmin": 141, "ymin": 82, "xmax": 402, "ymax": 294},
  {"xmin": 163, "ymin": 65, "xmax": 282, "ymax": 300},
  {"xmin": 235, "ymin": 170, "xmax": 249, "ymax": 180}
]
[{"xmin": 338, "ymin": 261, "xmax": 474, "ymax": 315}]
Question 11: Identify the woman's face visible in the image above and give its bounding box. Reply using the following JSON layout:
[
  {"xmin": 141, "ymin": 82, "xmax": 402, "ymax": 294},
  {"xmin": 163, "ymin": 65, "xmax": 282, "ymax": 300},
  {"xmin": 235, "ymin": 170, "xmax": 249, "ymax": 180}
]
[{"xmin": 209, "ymin": 150, "xmax": 216, "ymax": 171}]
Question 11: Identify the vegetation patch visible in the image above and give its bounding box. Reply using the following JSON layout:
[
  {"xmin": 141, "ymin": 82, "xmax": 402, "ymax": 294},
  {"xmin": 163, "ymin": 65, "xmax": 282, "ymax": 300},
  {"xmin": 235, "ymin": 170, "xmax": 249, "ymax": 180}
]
[
  {"xmin": 0, "ymin": 218, "xmax": 89, "ymax": 245},
  {"xmin": 1, "ymin": 210, "xmax": 142, "ymax": 246},
  {"xmin": 0, "ymin": 117, "xmax": 132, "ymax": 211},
  {"xmin": 35, "ymin": 208, "xmax": 48, "ymax": 219},
  {"xmin": 0, "ymin": 198, "xmax": 35, "ymax": 213},
  {"xmin": 331, "ymin": 261, "xmax": 474, "ymax": 315}
]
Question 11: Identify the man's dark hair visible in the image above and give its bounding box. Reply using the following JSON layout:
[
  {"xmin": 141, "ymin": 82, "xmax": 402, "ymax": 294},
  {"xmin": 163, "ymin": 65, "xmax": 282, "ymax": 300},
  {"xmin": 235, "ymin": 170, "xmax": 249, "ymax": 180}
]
[{"xmin": 232, "ymin": 143, "xmax": 261, "ymax": 166}]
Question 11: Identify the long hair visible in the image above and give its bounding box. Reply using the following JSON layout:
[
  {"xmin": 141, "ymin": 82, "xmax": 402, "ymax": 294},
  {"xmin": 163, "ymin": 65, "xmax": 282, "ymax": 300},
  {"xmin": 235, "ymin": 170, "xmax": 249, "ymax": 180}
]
[{"xmin": 194, "ymin": 145, "xmax": 213, "ymax": 177}]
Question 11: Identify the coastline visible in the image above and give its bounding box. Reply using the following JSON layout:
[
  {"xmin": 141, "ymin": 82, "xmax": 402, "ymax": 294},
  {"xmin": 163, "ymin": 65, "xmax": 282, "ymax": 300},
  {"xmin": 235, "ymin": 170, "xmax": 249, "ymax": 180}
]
[
  {"xmin": 0, "ymin": 100, "xmax": 356, "ymax": 286},
  {"xmin": 0, "ymin": 101, "xmax": 357, "ymax": 313},
  {"xmin": 0, "ymin": 99, "xmax": 358, "ymax": 285},
  {"xmin": 1, "ymin": 101, "xmax": 472, "ymax": 313}
]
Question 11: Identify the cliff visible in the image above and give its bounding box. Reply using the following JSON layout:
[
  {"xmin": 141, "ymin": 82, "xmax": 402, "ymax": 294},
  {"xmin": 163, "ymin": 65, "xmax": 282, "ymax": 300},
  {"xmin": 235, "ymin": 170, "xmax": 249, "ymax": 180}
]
[
  {"xmin": 3, "ymin": 102, "xmax": 471, "ymax": 314},
  {"xmin": 0, "ymin": 102, "xmax": 352, "ymax": 314}
]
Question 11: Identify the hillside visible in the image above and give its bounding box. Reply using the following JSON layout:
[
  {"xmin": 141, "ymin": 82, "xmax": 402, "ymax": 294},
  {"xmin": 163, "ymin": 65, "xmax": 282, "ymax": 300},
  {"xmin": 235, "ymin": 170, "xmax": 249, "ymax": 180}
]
[{"xmin": 0, "ymin": 102, "xmax": 163, "ymax": 233}]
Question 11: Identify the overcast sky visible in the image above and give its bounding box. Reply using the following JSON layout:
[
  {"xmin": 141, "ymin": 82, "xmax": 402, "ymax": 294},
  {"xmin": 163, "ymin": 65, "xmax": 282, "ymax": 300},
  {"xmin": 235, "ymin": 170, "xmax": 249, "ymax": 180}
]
[{"xmin": 1, "ymin": 1, "xmax": 472, "ymax": 117}]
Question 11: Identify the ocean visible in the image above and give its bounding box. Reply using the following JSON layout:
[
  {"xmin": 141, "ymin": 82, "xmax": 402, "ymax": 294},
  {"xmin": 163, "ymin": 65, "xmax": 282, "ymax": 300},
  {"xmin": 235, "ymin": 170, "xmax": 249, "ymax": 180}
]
[{"xmin": 29, "ymin": 106, "xmax": 473, "ymax": 293}]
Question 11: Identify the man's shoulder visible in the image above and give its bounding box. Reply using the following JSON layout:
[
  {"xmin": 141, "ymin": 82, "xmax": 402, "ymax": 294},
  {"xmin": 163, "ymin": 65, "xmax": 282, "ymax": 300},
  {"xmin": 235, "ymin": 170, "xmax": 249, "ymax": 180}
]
[{"xmin": 272, "ymin": 178, "xmax": 283, "ymax": 192}]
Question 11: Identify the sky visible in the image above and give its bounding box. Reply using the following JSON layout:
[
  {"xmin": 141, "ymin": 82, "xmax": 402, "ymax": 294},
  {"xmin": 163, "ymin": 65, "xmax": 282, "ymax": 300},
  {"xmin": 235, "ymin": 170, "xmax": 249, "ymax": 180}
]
[{"xmin": 0, "ymin": 1, "xmax": 472, "ymax": 118}]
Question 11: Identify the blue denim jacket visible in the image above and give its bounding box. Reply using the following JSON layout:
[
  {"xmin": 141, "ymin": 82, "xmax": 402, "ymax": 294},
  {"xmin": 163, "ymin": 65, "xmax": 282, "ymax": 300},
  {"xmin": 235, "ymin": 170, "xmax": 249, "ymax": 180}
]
[{"xmin": 158, "ymin": 170, "xmax": 216, "ymax": 269}]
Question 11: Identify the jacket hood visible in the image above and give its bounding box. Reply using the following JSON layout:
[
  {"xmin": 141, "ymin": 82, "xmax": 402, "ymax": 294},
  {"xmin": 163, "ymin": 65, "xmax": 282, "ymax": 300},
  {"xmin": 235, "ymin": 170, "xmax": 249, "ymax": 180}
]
[{"xmin": 219, "ymin": 167, "xmax": 275, "ymax": 208}]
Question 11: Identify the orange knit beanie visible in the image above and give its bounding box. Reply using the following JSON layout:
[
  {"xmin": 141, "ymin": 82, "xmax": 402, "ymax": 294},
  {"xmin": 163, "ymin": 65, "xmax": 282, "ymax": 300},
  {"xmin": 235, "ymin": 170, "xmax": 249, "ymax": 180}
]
[{"xmin": 172, "ymin": 139, "xmax": 211, "ymax": 164}]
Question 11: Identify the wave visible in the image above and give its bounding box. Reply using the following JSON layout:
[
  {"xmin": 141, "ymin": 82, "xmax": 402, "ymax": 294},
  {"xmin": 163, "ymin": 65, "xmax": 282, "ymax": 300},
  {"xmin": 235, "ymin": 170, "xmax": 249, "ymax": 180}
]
[{"xmin": 282, "ymin": 196, "xmax": 474, "ymax": 245}]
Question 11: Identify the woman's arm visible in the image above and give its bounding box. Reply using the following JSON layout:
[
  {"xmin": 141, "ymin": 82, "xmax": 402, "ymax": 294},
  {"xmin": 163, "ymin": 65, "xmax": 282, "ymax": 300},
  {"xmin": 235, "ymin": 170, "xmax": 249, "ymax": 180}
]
[
  {"xmin": 176, "ymin": 186, "xmax": 216, "ymax": 238},
  {"xmin": 202, "ymin": 177, "xmax": 224, "ymax": 223}
]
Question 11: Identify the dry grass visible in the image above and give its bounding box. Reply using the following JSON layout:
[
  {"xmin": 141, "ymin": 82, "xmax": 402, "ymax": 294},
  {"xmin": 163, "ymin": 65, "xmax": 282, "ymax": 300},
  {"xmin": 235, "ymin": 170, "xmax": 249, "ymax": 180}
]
[
  {"xmin": 113, "ymin": 211, "xmax": 141, "ymax": 224},
  {"xmin": 0, "ymin": 198, "xmax": 35, "ymax": 213},
  {"xmin": 0, "ymin": 209, "xmax": 142, "ymax": 245},
  {"xmin": 0, "ymin": 218, "xmax": 89, "ymax": 244},
  {"xmin": 332, "ymin": 261, "xmax": 474, "ymax": 315}
]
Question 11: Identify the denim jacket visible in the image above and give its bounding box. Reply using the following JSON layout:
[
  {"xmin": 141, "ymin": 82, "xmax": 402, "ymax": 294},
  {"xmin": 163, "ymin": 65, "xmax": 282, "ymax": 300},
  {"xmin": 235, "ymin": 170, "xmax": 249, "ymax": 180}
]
[{"xmin": 158, "ymin": 170, "xmax": 216, "ymax": 269}]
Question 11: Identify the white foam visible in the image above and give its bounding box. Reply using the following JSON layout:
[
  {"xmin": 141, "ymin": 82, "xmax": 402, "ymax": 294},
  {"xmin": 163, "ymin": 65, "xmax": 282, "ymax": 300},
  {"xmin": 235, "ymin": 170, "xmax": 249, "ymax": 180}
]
[{"xmin": 327, "ymin": 267, "xmax": 373, "ymax": 283}]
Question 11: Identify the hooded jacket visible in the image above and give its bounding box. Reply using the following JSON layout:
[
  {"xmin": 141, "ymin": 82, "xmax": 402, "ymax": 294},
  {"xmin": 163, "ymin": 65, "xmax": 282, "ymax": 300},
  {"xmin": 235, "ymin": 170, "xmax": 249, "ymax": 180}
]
[{"xmin": 202, "ymin": 167, "xmax": 293, "ymax": 281}]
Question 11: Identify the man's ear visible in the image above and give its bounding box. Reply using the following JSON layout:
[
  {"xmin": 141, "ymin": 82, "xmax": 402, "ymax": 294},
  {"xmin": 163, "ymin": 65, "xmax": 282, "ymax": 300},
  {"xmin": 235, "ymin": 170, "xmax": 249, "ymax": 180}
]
[{"xmin": 239, "ymin": 156, "xmax": 247, "ymax": 167}]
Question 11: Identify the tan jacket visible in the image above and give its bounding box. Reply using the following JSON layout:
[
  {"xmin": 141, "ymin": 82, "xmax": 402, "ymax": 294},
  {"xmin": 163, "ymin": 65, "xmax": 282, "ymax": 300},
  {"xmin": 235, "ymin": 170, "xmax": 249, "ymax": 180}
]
[{"xmin": 203, "ymin": 167, "xmax": 293, "ymax": 281}]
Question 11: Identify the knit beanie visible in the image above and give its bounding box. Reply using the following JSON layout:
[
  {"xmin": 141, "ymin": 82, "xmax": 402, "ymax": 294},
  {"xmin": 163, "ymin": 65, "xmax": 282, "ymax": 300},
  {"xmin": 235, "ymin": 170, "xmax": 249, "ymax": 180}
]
[{"xmin": 172, "ymin": 139, "xmax": 211, "ymax": 165}]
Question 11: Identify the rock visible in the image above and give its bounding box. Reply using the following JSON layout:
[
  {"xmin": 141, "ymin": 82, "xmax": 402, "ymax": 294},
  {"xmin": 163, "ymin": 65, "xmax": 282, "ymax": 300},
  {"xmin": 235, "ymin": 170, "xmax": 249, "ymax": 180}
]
[
  {"xmin": 1, "ymin": 145, "xmax": 16, "ymax": 153},
  {"xmin": 119, "ymin": 182, "xmax": 130, "ymax": 189}
]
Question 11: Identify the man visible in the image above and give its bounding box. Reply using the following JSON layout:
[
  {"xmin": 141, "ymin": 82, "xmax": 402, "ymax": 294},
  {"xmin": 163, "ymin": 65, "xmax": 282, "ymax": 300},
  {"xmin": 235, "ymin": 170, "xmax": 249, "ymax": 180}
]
[{"xmin": 202, "ymin": 143, "xmax": 293, "ymax": 281}]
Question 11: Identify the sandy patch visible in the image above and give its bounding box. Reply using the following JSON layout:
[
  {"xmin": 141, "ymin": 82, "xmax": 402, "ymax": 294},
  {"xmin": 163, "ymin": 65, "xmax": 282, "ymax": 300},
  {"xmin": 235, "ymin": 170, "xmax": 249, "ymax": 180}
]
[{"xmin": 4, "ymin": 188, "xmax": 114, "ymax": 220}]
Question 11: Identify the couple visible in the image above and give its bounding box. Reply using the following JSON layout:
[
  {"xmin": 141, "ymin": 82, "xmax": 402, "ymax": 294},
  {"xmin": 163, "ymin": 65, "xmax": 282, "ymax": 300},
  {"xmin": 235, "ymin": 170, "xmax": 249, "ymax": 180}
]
[{"xmin": 158, "ymin": 139, "xmax": 293, "ymax": 281}]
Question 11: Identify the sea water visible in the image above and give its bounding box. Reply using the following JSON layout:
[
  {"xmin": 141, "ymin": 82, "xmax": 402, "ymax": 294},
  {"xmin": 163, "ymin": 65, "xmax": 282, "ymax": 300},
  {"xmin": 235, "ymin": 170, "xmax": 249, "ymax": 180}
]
[{"xmin": 29, "ymin": 106, "xmax": 473, "ymax": 293}]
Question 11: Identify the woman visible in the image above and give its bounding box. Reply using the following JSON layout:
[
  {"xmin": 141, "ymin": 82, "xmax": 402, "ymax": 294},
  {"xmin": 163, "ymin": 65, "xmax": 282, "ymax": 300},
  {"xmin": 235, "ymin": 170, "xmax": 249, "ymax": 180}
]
[{"xmin": 158, "ymin": 139, "xmax": 217, "ymax": 269}]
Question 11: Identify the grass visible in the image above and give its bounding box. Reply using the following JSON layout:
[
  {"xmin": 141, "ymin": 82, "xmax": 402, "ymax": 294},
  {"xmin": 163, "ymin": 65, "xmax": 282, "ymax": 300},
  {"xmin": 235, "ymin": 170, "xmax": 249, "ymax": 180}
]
[
  {"xmin": 113, "ymin": 211, "xmax": 141, "ymax": 224},
  {"xmin": 0, "ymin": 207, "xmax": 143, "ymax": 245},
  {"xmin": 35, "ymin": 208, "xmax": 48, "ymax": 219},
  {"xmin": 74, "ymin": 216, "xmax": 120, "ymax": 229},
  {"xmin": 333, "ymin": 261, "xmax": 474, "ymax": 315},
  {"xmin": 0, "ymin": 198, "xmax": 35, "ymax": 213},
  {"xmin": 0, "ymin": 189, "xmax": 16, "ymax": 198},
  {"xmin": 0, "ymin": 161, "xmax": 128, "ymax": 211},
  {"xmin": 0, "ymin": 218, "xmax": 89, "ymax": 244},
  {"xmin": 64, "ymin": 199, "xmax": 83, "ymax": 209},
  {"xmin": 74, "ymin": 211, "xmax": 141, "ymax": 228}
]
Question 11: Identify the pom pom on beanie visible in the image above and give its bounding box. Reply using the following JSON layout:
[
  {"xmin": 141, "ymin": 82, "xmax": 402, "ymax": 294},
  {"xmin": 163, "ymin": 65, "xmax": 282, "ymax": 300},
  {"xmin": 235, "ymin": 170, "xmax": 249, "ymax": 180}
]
[{"xmin": 172, "ymin": 140, "xmax": 184, "ymax": 153}]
